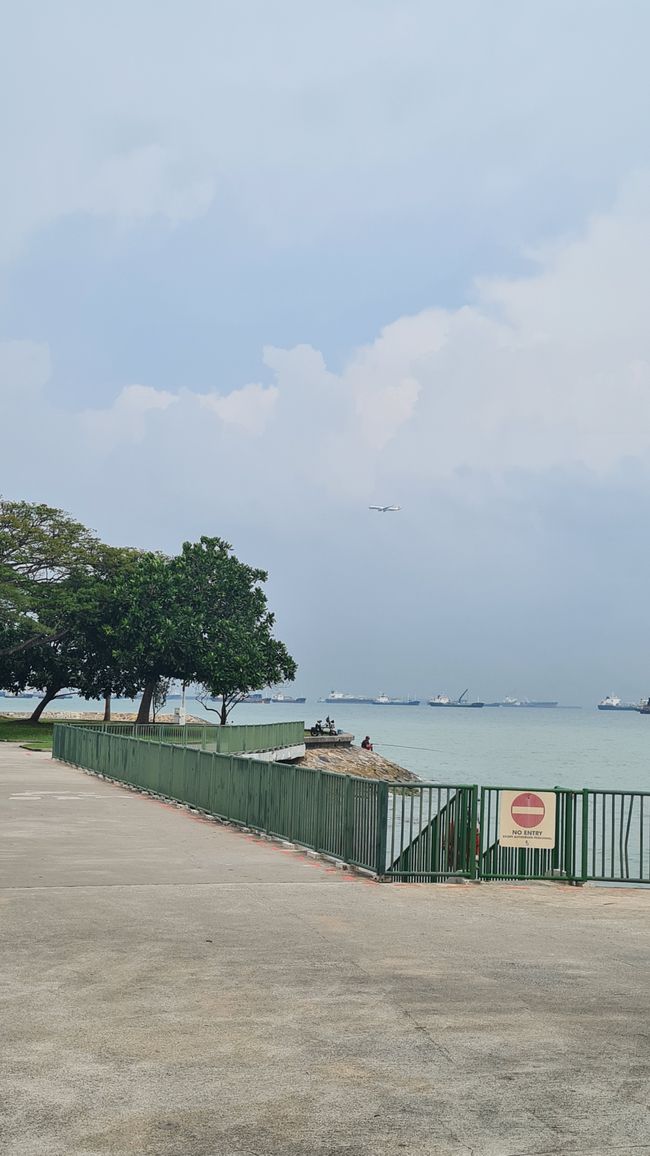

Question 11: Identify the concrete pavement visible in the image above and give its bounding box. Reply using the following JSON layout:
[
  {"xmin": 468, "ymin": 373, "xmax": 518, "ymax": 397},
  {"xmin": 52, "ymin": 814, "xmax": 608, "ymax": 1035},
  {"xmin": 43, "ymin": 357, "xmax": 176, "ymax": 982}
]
[{"xmin": 2, "ymin": 743, "xmax": 650, "ymax": 1155}]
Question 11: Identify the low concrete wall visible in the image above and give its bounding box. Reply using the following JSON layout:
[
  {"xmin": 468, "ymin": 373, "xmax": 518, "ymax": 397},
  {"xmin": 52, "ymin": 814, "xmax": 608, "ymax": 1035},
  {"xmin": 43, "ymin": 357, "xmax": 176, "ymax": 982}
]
[{"xmin": 247, "ymin": 744, "xmax": 306, "ymax": 762}]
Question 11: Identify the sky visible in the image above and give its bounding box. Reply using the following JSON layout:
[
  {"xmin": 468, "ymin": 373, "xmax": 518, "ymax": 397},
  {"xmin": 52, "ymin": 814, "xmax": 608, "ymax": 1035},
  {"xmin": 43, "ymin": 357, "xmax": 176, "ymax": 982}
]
[{"xmin": 3, "ymin": 0, "xmax": 650, "ymax": 704}]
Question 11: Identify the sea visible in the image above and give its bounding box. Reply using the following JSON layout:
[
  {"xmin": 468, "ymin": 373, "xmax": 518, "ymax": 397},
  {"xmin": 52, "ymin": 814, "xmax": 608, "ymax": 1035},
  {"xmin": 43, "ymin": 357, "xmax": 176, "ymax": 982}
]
[{"xmin": 4, "ymin": 696, "xmax": 650, "ymax": 792}]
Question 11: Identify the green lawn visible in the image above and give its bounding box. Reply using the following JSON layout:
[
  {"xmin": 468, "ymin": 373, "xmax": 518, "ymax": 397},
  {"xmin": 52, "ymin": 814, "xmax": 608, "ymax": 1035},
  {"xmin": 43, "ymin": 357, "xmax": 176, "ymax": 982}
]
[{"xmin": 0, "ymin": 718, "xmax": 54, "ymax": 750}]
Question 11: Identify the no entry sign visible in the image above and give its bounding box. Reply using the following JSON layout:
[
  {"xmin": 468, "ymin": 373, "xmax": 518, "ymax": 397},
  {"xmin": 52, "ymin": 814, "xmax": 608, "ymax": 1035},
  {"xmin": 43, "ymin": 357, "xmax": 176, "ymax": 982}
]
[{"xmin": 498, "ymin": 790, "xmax": 556, "ymax": 849}]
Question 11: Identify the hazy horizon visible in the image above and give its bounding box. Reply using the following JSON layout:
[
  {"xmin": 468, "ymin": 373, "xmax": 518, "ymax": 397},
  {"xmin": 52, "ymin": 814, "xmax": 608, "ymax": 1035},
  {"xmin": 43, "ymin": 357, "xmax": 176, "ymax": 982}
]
[{"xmin": 3, "ymin": 1, "xmax": 650, "ymax": 706}]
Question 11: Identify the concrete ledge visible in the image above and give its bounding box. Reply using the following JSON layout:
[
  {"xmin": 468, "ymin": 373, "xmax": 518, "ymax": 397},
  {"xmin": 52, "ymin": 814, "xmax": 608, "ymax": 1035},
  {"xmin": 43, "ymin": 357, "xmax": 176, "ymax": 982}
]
[
  {"xmin": 247, "ymin": 743, "xmax": 306, "ymax": 762},
  {"xmin": 304, "ymin": 732, "xmax": 354, "ymax": 747}
]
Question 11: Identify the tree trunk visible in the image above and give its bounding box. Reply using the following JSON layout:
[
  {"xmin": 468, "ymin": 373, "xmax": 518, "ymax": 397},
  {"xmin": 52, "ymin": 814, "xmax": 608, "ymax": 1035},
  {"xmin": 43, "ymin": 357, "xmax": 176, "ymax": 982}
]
[
  {"xmin": 29, "ymin": 686, "xmax": 62, "ymax": 723},
  {"xmin": 220, "ymin": 698, "xmax": 228, "ymax": 726},
  {"xmin": 103, "ymin": 693, "xmax": 111, "ymax": 722},
  {"xmin": 136, "ymin": 680, "xmax": 155, "ymax": 724}
]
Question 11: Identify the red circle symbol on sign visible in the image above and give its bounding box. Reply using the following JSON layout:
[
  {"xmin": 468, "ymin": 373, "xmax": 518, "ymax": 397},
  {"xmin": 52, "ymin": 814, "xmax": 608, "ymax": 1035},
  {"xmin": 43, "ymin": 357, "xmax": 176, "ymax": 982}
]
[{"xmin": 511, "ymin": 792, "xmax": 545, "ymax": 829}]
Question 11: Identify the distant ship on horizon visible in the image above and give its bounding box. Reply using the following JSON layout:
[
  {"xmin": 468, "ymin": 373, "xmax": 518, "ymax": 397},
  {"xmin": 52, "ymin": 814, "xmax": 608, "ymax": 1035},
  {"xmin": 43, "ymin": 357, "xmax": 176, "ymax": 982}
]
[
  {"xmin": 485, "ymin": 697, "xmax": 559, "ymax": 708},
  {"xmin": 429, "ymin": 690, "xmax": 484, "ymax": 709},
  {"xmin": 323, "ymin": 690, "xmax": 420, "ymax": 706},
  {"xmin": 323, "ymin": 691, "xmax": 374, "ymax": 704},
  {"xmin": 598, "ymin": 695, "xmax": 641, "ymax": 712},
  {"xmin": 370, "ymin": 694, "xmax": 420, "ymax": 706}
]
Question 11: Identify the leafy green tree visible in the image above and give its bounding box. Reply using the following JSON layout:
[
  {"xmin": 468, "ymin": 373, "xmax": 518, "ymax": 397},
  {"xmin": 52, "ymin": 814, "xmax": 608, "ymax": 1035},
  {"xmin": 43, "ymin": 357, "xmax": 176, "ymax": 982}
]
[
  {"xmin": 70, "ymin": 545, "xmax": 143, "ymax": 710},
  {"xmin": 0, "ymin": 501, "xmax": 144, "ymax": 721},
  {"xmin": 2, "ymin": 503, "xmax": 296, "ymax": 728},
  {"xmin": 0, "ymin": 498, "xmax": 101, "ymax": 658},
  {"xmin": 151, "ymin": 677, "xmax": 172, "ymax": 721},
  {"xmin": 174, "ymin": 537, "xmax": 297, "ymax": 725},
  {"xmin": 112, "ymin": 537, "xmax": 296, "ymax": 724},
  {"xmin": 108, "ymin": 551, "xmax": 185, "ymax": 723},
  {"xmin": 1, "ymin": 547, "xmax": 139, "ymax": 722}
]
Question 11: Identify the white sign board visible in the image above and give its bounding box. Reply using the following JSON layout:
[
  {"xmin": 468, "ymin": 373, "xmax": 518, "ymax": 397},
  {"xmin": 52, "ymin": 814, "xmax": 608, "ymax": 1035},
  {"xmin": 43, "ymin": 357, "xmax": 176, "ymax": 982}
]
[{"xmin": 498, "ymin": 790, "xmax": 556, "ymax": 849}]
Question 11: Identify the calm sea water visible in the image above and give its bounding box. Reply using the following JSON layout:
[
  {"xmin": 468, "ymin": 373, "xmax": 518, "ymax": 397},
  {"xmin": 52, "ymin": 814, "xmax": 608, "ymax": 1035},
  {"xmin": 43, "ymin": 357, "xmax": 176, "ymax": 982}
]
[{"xmin": 5, "ymin": 696, "xmax": 650, "ymax": 791}]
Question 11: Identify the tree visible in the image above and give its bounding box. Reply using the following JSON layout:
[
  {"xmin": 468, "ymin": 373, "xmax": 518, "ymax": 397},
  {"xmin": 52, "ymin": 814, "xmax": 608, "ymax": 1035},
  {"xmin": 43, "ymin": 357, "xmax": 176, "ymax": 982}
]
[
  {"xmin": 110, "ymin": 537, "xmax": 296, "ymax": 724},
  {"xmin": 0, "ymin": 499, "xmax": 101, "ymax": 658},
  {"xmin": 69, "ymin": 545, "xmax": 143, "ymax": 707},
  {"xmin": 173, "ymin": 537, "xmax": 297, "ymax": 724},
  {"xmin": 151, "ymin": 677, "xmax": 172, "ymax": 721},
  {"xmin": 1, "ymin": 504, "xmax": 297, "ymax": 727},
  {"xmin": 0, "ymin": 550, "xmax": 139, "ymax": 722},
  {"xmin": 0, "ymin": 501, "xmax": 145, "ymax": 721},
  {"xmin": 108, "ymin": 551, "xmax": 185, "ymax": 724}
]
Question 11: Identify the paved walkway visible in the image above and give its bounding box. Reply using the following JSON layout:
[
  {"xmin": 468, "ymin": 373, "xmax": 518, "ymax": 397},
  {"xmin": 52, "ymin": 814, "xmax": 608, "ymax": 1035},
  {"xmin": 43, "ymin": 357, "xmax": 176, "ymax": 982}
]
[{"xmin": 3, "ymin": 744, "xmax": 650, "ymax": 1156}]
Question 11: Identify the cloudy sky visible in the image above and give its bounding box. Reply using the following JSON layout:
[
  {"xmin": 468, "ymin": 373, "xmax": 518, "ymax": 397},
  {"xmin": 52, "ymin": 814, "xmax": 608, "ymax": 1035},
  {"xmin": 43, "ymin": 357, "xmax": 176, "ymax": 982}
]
[{"xmin": 3, "ymin": 0, "xmax": 650, "ymax": 702}]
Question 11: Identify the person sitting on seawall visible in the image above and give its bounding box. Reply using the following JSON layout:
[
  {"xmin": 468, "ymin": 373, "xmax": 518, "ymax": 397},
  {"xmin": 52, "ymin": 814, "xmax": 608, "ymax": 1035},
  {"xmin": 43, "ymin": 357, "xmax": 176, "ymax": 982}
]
[{"xmin": 361, "ymin": 735, "xmax": 373, "ymax": 751}]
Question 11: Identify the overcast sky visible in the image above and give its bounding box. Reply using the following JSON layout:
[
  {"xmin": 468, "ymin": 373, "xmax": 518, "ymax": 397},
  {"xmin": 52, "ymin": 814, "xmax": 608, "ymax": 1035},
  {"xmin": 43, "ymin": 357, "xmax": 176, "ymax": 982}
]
[{"xmin": 3, "ymin": 0, "xmax": 650, "ymax": 703}]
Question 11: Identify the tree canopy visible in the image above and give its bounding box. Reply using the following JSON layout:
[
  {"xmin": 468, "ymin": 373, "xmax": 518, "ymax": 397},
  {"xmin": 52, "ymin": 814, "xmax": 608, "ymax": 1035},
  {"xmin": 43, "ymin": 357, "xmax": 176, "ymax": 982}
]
[
  {"xmin": 0, "ymin": 499, "xmax": 296, "ymax": 723},
  {"xmin": 0, "ymin": 499, "xmax": 101, "ymax": 660},
  {"xmin": 173, "ymin": 537, "xmax": 297, "ymax": 724}
]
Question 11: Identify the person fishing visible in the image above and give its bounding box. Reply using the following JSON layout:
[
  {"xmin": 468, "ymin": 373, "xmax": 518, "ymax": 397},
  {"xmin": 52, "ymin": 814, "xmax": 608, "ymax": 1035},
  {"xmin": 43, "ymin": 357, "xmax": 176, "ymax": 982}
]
[{"xmin": 361, "ymin": 735, "xmax": 373, "ymax": 751}]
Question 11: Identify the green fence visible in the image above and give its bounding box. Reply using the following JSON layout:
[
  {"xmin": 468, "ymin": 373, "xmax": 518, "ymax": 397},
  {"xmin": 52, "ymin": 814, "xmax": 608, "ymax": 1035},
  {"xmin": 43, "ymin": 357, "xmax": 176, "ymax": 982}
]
[
  {"xmin": 478, "ymin": 786, "xmax": 580, "ymax": 882},
  {"xmin": 386, "ymin": 783, "xmax": 650, "ymax": 884},
  {"xmin": 62, "ymin": 720, "xmax": 305, "ymax": 753},
  {"xmin": 478, "ymin": 786, "xmax": 650, "ymax": 884},
  {"xmin": 52, "ymin": 725, "xmax": 650, "ymax": 884},
  {"xmin": 385, "ymin": 784, "xmax": 477, "ymax": 880},
  {"xmin": 53, "ymin": 724, "xmax": 388, "ymax": 875}
]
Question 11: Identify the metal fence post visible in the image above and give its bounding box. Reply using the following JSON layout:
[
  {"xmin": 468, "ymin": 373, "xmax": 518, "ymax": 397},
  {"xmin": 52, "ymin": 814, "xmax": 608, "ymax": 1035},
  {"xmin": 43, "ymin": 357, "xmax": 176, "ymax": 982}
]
[
  {"xmin": 567, "ymin": 790, "xmax": 578, "ymax": 881},
  {"xmin": 468, "ymin": 786, "xmax": 479, "ymax": 879},
  {"xmin": 375, "ymin": 782, "xmax": 389, "ymax": 877},
  {"xmin": 344, "ymin": 775, "xmax": 355, "ymax": 864},
  {"xmin": 581, "ymin": 789, "xmax": 590, "ymax": 883}
]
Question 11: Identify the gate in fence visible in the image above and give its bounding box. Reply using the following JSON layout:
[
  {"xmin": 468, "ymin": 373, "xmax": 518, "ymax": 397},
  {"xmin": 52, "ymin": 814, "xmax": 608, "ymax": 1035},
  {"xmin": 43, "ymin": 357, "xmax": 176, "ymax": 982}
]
[{"xmin": 385, "ymin": 784, "xmax": 478, "ymax": 881}]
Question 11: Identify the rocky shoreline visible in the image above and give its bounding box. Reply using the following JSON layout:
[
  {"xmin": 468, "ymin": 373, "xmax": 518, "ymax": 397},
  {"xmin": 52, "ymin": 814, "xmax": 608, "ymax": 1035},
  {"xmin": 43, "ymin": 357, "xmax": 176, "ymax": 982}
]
[{"xmin": 297, "ymin": 743, "xmax": 418, "ymax": 783}]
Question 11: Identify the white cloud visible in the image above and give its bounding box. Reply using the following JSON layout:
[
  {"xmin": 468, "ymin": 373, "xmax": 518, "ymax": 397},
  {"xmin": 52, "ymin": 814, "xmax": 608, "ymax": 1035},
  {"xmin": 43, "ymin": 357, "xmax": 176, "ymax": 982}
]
[
  {"xmin": 80, "ymin": 384, "xmax": 178, "ymax": 446},
  {"xmin": 3, "ymin": 183, "xmax": 650, "ymax": 507},
  {"xmin": 5, "ymin": 186, "xmax": 650, "ymax": 701},
  {"xmin": 200, "ymin": 383, "xmax": 279, "ymax": 435}
]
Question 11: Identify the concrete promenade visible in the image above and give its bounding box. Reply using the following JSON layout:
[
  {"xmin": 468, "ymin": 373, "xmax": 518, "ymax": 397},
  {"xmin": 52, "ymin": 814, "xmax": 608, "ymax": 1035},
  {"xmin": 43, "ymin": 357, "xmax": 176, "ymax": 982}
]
[{"xmin": 3, "ymin": 746, "xmax": 650, "ymax": 1156}]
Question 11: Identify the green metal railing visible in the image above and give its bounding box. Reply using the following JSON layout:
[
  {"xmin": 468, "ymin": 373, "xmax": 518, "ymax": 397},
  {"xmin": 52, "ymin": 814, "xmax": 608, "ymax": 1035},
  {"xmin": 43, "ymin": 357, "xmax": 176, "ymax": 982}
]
[
  {"xmin": 62, "ymin": 720, "xmax": 305, "ymax": 753},
  {"xmin": 478, "ymin": 786, "xmax": 581, "ymax": 882},
  {"xmin": 386, "ymin": 784, "xmax": 477, "ymax": 880},
  {"xmin": 52, "ymin": 723, "xmax": 388, "ymax": 874},
  {"xmin": 52, "ymin": 724, "xmax": 650, "ymax": 885},
  {"xmin": 581, "ymin": 790, "xmax": 650, "ymax": 884},
  {"xmin": 478, "ymin": 786, "xmax": 650, "ymax": 884}
]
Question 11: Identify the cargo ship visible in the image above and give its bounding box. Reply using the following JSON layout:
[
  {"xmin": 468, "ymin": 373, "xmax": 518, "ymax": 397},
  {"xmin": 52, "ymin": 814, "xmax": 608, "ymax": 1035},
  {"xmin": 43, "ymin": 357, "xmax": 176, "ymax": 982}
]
[
  {"xmin": 370, "ymin": 694, "xmax": 420, "ymax": 706},
  {"xmin": 268, "ymin": 693, "xmax": 306, "ymax": 704},
  {"xmin": 598, "ymin": 695, "xmax": 641, "ymax": 712},
  {"xmin": 323, "ymin": 691, "xmax": 374, "ymax": 705},
  {"xmin": 429, "ymin": 690, "xmax": 484, "ymax": 708},
  {"xmin": 485, "ymin": 698, "xmax": 559, "ymax": 708}
]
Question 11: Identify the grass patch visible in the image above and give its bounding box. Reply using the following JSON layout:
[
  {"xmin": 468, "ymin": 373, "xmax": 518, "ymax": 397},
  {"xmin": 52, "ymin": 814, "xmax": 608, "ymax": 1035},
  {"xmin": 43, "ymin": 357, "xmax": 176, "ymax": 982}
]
[{"xmin": 0, "ymin": 718, "xmax": 54, "ymax": 749}]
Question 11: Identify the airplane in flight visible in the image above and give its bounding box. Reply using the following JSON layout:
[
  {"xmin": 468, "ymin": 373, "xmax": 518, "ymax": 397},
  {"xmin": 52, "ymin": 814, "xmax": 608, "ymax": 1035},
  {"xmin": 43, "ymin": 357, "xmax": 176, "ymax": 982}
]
[{"xmin": 368, "ymin": 504, "xmax": 401, "ymax": 513}]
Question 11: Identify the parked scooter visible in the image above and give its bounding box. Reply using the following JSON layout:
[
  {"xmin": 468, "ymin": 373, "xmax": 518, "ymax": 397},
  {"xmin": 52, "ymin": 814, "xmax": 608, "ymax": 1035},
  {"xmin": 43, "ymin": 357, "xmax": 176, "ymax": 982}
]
[{"xmin": 310, "ymin": 717, "xmax": 337, "ymax": 736}]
